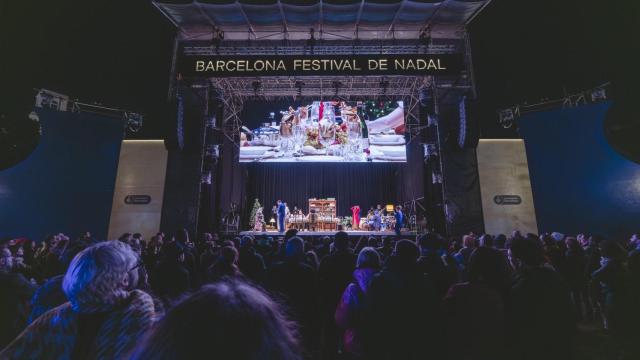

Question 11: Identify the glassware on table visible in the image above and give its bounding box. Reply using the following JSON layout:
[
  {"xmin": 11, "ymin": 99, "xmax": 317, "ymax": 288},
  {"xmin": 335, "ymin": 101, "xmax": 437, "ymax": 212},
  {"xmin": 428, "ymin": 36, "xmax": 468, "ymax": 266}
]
[
  {"xmin": 293, "ymin": 125, "xmax": 306, "ymax": 154},
  {"xmin": 318, "ymin": 116, "xmax": 336, "ymax": 155},
  {"xmin": 347, "ymin": 121, "xmax": 362, "ymax": 161}
]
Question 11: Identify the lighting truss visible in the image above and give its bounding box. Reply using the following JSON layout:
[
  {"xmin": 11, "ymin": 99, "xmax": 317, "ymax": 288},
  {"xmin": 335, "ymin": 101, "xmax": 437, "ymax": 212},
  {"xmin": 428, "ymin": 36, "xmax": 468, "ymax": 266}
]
[{"xmin": 182, "ymin": 43, "xmax": 460, "ymax": 56}]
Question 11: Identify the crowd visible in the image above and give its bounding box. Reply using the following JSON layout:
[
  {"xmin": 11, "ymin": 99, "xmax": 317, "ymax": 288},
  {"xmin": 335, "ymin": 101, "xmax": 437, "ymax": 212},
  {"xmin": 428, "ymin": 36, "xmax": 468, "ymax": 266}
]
[{"xmin": 1, "ymin": 229, "xmax": 639, "ymax": 359}]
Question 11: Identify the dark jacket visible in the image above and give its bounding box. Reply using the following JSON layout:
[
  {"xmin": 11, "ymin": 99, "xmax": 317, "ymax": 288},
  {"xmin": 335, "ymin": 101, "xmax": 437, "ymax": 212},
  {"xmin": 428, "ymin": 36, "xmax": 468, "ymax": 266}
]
[
  {"xmin": 0, "ymin": 271, "xmax": 36, "ymax": 349},
  {"xmin": 443, "ymin": 282, "xmax": 506, "ymax": 360},
  {"xmin": 508, "ymin": 266, "xmax": 575, "ymax": 360},
  {"xmin": 318, "ymin": 250, "xmax": 357, "ymax": 313},
  {"xmin": 0, "ymin": 290, "xmax": 156, "ymax": 360},
  {"xmin": 266, "ymin": 259, "xmax": 318, "ymax": 338},
  {"xmin": 238, "ymin": 247, "xmax": 266, "ymax": 284},
  {"xmin": 28, "ymin": 275, "xmax": 66, "ymax": 325},
  {"xmin": 417, "ymin": 249, "xmax": 459, "ymax": 298},
  {"xmin": 335, "ymin": 267, "xmax": 377, "ymax": 357},
  {"xmin": 362, "ymin": 256, "xmax": 443, "ymax": 360}
]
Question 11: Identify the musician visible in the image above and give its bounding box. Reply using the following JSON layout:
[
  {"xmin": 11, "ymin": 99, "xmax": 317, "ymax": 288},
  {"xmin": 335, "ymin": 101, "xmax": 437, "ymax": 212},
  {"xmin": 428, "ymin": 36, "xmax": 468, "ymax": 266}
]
[
  {"xmin": 371, "ymin": 206, "xmax": 382, "ymax": 231},
  {"xmin": 292, "ymin": 206, "xmax": 303, "ymax": 215},
  {"xmin": 394, "ymin": 205, "xmax": 404, "ymax": 236},
  {"xmin": 306, "ymin": 209, "xmax": 319, "ymax": 231},
  {"xmin": 350, "ymin": 205, "xmax": 361, "ymax": 229},
  {"xmin": 277, "ymin": 200, "xmax": 286, "ymax": 233}
]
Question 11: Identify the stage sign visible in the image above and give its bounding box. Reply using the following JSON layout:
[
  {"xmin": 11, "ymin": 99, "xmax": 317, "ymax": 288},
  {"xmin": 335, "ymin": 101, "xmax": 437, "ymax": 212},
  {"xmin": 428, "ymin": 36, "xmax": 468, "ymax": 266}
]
[{"xmin": 178, "ymin": 54, "xmax": 464, "ymax": 77}]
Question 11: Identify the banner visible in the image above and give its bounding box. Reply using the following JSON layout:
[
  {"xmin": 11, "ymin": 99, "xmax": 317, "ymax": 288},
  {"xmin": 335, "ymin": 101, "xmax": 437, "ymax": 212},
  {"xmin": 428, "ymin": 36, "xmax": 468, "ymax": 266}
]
[{"xmin": 178, "ymin": 54, "xmax": 464, "ymax": 77}]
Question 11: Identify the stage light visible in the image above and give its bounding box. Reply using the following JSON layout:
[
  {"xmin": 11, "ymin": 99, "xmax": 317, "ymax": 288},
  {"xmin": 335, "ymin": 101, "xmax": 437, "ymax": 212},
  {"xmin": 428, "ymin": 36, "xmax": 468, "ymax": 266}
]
[
  {"xmin": 306, "ymin": 28, "xmax": 316, "ymax": 53},
  {"xmin": 252, "ymin": 81, "xmax": 262, "ymax": 97},
  {"xmin": 590, "ymin": 88, "xmax": 607, "ymax": 102},
  {"xmin": 498, "ymin": 107, "xmax": 517, "ymax": 129},
  {"xmin": 295, "ymin": 81, "xmax": 304, "ymax": 96},
  {"xmin": 332, "ymin": 81, "xmax": 342, "ymax": 97},
  {"xmin": 419, "ymin": 25, "xmax": 431, "ymax": 48}
]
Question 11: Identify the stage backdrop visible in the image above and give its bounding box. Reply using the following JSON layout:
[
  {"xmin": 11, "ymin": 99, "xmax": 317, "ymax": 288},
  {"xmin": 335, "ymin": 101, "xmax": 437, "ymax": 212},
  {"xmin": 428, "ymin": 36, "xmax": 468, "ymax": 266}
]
[
  {"xmin": 242, "ymin": 139, "xmax": 424, "ymax": 222},
  {"xmin": 0, "ymin": 108, "xmax": 124, "ymax": 241},
  {"xmin": 518, "ymin": 101, "xmax": 640, "ymax": 239}
]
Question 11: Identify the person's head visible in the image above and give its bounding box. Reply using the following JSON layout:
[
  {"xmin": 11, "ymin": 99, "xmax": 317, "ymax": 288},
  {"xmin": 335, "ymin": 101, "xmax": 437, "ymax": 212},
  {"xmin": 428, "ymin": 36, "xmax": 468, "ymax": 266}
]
[
  {"xmin": 479, "ymin": 234, "xmax": 494, "ymax": 248},
  {"xmin": 305, "ymin": 251, "xmax": 319, "ymax": 269},
  {"xmin": 277, "ymin": 200, "xmax": 282, "ymax": 205},
  {"xmin": 417, "ymin": 232, "xmax": 441, "ymax": 251},
  {"xmin": 467, "ymin": 247, "xmax": 508, "ymax": 289},
  {"xmin": 202, "ymin": 233, "xmax": 213, "ymax": 243},
  {"xmin": 599, "ymin": 239, "xmax": 626, "ymax": 260},
  {"xmin": 392, "ymin": 240, "xmax": 419, "ymax": 262},
  {"xmin": 377, "ymin": 204, "xmax": 381, "ymax": 209},
  {"xmin": 462, "ymin": 235, "xmax": 476, "ymax": 248},
  {"xmin": 240, "ymin": 236, "xmax": 255, "ymax": 249},
  {"xmin": 508, "ymin": 237, "xmax": 545, "ymax": 269},
  {"xmin": 176, "ymin": 228, "xmax": 190, "ymax": 245},
  {"xmin": 0, "ymin": 248, "xmax": 13, "ymax": 271},
  {"xmin": 62, "ymin": 240, "xmax": 139, "ymax": 313},
  {"xmin": 357, "ymin": 247, "xmax": 381, "ymax": 269},
  {"xmin": 494, "ymin": 234, "xmax": 507, "ymax": 249},
  {"xmin": 367, "ymin": 237, "xmax": 379, "ymax": 248},
  {"xmin": 565, "ymin": 237, "xmax": 581, "ymax": 252},
  {"xmin": 131, "ymin": 280, "xmax": 301, "ymax": 360},
  {"xmin": 395, "ymin": 205, "xmax": 402, "ymax": 212},
  {"xmin": 133, "ymin": 233, "xmax": 143, "ymax": 241},
  {"xmin": 285, "ymin": 237, "xmax": 305, "ymax": 261},
  {"xmin": 381, "ymin": 236, "xmax": 392, "ymax": 248},
  {"xmin": 284, "ymin": 229, "xmax": 298, "ymax": 241},
  {"xmin": 629, "ymin": 233, "xmax": 640, "ymax": 248},
  {"xmin": 118, "ymin": 233, "xmax": 132, "ymax": 243},
  {"xmin": 220, "ymin": 246, "xmax": 239, "ymax": 265},
  {"xmin": 334, "ymin": 231, "xmax": 350, "ymax": 252}
]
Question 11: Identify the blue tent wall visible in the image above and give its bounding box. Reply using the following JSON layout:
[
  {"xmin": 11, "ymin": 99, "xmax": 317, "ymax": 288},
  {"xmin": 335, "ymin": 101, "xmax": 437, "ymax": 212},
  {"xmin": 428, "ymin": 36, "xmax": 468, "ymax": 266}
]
[
  {"xmin": 518, "ymin": 101, "xmax": 640, "ymax": 239},
  {"xmin": 0, "ymin": 109, "xmax": 124, "ymax": 241}
]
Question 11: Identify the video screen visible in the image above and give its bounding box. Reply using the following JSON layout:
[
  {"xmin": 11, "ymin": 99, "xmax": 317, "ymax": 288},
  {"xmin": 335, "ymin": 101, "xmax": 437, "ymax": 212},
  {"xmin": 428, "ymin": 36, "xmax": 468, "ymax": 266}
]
[{"xmin": 239, "ymin": 99, "xmax": 406, "ymax": 163}]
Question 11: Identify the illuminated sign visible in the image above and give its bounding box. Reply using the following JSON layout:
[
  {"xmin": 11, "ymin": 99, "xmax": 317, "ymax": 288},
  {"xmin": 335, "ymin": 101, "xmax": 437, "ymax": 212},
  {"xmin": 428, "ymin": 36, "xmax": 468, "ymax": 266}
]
[{"xmin": 178, "ymin": 54, "xmax": 464, "ymax": 77}]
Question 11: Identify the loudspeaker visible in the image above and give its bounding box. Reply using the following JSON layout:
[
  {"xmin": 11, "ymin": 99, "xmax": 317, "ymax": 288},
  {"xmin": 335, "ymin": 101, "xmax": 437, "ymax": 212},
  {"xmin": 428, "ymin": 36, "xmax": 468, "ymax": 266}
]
[{"xmin": 456, "ymin": 95, "xmax": 479, "ymax": 149}]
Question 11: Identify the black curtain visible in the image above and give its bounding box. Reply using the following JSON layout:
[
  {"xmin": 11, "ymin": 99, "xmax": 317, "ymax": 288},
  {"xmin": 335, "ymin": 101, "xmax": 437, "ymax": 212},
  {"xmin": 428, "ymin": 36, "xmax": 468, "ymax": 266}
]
[{"xmin": 245, "ymin": 163, "xmax": 402, "ymax": 217}]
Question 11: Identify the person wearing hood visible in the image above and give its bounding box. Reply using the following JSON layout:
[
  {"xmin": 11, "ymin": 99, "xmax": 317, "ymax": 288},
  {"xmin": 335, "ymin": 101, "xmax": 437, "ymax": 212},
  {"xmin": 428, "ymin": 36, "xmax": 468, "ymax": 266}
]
[
  {"xmin": 335, "ymin": 247, "xmax": 381, "ymax": 358},
  {"xmin": 1, "ymin": 240, "xmax": 156, "ymax": 359},
  {"xmin": 361, "ymin": 240, "xmax": 443, "ymax": 360}
]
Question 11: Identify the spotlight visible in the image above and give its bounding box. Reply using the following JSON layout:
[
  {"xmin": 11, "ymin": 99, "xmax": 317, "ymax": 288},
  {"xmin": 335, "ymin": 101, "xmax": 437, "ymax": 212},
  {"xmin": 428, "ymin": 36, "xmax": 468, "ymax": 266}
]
[
  {"xmin": 590, "ymin": 88, "xmax": 607, "ymax": 102},
  {"xmin": 306, "ymin": 28, "xmax": 316, "ymax": 54},
  {"xmin": 419, "ymin": 25, "xmax": 431, "ymax": 47},
  {"xmin": 295, "ymin": 81, "xmax": 304, "ymax": 96},
  {"xmin": 124, "ymin": 112, "xmax": 143, "ymax": 133},
  {"xmin": 332, "ymin": 81, "xmax": 342, "ymax": 97},
  {"xmin": 379, "ymin": 79, "xmax": 389, "ymax": 97},
  {"xmin": 498, "ymin": 107, "xmax": 517, "ymax": 129},
  {"xmin": 252, "ymin": 81, "xmax": 262, "ymax": 97}
]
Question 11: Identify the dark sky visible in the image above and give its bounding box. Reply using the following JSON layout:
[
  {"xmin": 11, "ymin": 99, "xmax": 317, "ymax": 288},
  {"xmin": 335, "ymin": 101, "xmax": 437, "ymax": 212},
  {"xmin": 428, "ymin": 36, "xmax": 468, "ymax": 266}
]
[{"xmin": 1, "ymin": 0, "xmax": 637, "ymax": 138}]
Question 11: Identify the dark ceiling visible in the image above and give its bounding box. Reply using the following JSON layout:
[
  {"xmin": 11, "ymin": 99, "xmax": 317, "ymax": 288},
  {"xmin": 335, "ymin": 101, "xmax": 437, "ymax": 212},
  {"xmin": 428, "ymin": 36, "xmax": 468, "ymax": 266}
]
[{"xmin": 0, "ymin": 0, "xmax": 637, "ymax": 139}]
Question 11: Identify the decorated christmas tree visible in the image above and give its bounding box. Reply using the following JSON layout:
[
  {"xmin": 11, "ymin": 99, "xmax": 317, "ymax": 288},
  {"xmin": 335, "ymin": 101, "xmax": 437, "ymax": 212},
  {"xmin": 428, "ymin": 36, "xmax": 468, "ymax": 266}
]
[{"xmin": 248, "ymin": 198, "xmax": 261, "ymax": 228}]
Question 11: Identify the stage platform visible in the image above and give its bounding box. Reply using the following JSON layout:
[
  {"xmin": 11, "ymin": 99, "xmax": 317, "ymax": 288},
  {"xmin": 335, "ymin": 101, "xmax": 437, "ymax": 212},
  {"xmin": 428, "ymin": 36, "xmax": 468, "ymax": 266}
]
[{"xmin": 239, "ymin": 230, "xmax": 416, "ymax": 238}]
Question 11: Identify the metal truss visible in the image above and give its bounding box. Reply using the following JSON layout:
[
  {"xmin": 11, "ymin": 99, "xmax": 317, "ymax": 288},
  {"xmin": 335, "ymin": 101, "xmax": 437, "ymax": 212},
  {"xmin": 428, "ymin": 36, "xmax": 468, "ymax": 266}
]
[
  {"xmin": 206, "ymin": 75, "xmax": 430, "ymax": 146},
  {"xmin": 182, "ymin": 43, "xmax": 461, "ymax": 56}
]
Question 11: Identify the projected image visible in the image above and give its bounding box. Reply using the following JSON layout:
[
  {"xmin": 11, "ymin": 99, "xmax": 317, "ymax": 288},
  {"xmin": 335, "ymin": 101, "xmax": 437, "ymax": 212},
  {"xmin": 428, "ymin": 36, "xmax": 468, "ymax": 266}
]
[{"xmin": 239, "ymin": 100, "xmax": 406, "ymax": 163}]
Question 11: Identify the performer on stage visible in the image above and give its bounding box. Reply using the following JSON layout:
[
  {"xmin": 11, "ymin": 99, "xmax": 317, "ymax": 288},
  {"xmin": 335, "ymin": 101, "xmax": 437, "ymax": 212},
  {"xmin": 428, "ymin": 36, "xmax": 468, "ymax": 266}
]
[
  {"xmin": 371, "ymin": 206, "xmax": 382, "ymax": 231},
  {"xmin": 350, "ymin": 205, "xmax": 361, "ymax": 229},
  {"xmin": 394, "ymin": 205, "xmax": 404, "ymax": 236},
  {"xmin": 277, "ymin": 200, "xmax": 286, "ymax": 233}
]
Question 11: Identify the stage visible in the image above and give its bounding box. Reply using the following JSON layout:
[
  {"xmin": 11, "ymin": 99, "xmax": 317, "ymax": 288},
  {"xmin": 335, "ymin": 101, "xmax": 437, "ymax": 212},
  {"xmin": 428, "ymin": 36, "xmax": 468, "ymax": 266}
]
[{"xmin": 239, "ymin": 230, "xmax": 416, "ymax": 238}]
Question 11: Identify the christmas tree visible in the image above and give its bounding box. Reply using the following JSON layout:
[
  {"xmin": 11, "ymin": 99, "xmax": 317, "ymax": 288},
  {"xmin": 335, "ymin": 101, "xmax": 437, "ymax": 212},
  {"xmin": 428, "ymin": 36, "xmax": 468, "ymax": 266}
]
[{"xmin": 248, "ymin": 198, "xmax": 261, "ymax": 228}]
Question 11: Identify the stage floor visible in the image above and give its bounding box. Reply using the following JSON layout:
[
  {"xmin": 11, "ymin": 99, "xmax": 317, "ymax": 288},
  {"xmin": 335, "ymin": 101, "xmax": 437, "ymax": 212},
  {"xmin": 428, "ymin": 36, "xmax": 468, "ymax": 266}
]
[{"xmin": 239, "ymin": 230, "xmax": 416, "ymax": 237}]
